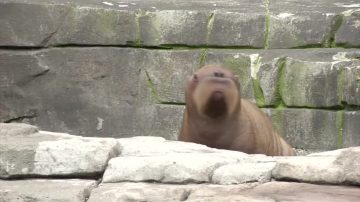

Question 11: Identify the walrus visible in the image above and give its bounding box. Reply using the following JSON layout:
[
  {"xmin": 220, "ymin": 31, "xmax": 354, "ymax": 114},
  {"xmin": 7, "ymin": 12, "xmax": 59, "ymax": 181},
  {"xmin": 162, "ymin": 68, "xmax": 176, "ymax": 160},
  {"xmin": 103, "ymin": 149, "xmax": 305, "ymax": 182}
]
[{"xmin": 178, "ymin": 64, "xmax": 295, "ymax": 156}]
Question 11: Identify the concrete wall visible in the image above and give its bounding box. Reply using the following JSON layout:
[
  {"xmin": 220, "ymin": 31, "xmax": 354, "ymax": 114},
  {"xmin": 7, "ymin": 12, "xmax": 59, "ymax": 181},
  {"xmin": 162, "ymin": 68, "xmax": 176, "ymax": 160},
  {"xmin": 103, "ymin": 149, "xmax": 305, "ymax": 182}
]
[{"xmin": 1, "ymin": 0, "xmax": 360, "ymax": 151}]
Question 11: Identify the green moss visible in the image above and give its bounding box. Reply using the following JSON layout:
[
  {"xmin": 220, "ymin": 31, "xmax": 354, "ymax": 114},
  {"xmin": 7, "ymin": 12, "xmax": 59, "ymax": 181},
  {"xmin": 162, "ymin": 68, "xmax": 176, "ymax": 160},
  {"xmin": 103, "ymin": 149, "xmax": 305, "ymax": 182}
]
[
  {"xmin": 336, "ymin": 110, "xmax": 344, "ymax": 149},
  {"xmin": 273, "ymin": 57, "xmax": 287, "ymax": 107},
  {"xmin": 223, "ymin": 56, "xmax": 251, "ymax": 75},
  {"xmin": 264, "ymin": 0, "xmax": 270, "ymax": 49},
  {"xmin": 323, "ymin": 14, "xmax": 343, "ymax": 48},
  {"xmin": 337, "ymin": 67, "xmax": 346, "ymax": 105},
  {"xmin": 198, "ymin": 48, "xmax": 208, "ymax": 68},
  {"xmin": 270, "ymin": 108, "xmax": 285, "ymax": 136},
  {"xmin": 134, "ymin": 10, "xmax": 144, "ymax": 46},
  {"xmin": 251, "ymin": 56, "xmax": 266, "ymax": 107},
  {"xmin": 144, "ymin": 69, "xmax": 162, "ymax": 103},
  {"xmin": 252, "ymin": 79, "xmax": 265, "ymax": 106},
  {"xmin": 206, "ymin": 12, "xmax": 215, "ymax": 45}
]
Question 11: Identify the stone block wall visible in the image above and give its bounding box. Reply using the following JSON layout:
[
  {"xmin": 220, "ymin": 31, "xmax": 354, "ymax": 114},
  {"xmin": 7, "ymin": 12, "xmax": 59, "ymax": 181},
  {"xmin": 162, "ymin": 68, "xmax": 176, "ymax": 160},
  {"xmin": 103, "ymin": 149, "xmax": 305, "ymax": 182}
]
[{"xmin": 1, "ymin": 0, "xmax": 360, "ymax": 151}]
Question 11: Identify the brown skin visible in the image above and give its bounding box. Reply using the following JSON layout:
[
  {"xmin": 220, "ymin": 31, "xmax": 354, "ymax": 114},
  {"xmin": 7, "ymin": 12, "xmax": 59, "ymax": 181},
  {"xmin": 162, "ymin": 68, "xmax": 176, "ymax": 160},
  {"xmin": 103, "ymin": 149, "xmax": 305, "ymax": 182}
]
[{"xmin": 178, "ymin": 65, "xmax": 295, "ymax": 156}]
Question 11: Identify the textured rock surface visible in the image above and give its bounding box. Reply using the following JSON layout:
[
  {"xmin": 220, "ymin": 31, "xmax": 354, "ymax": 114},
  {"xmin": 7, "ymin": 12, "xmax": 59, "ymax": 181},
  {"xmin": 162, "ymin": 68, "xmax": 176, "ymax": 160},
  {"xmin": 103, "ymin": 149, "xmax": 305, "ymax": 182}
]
[
  {"xmin": 0, "ymin": 179, "xmax": 97, "ymax": 202},
  {"xmin": 0, "ymin": 123, "xmax": 360, "ymax": 201},
  {"xmin": 1, "ymin": 0, "xmax": 360, "ymax": 151},
  {"xmin": 1, "ymin": 47, "xmax": 360, "ymax": 150},
  {"xmin": 265, "ymin": 108, "xmax": 340, "ymax": 150},
  {"xmin": 272, "ymin": 147, "xmax": 360, "ymax": 185},
  {"xmin": 87, "ymin": 181, "xmax": 360, "ymax": 202},
  {"xmin": 0, "ymin": 123, "xmax": 120, "ymax": 178}
]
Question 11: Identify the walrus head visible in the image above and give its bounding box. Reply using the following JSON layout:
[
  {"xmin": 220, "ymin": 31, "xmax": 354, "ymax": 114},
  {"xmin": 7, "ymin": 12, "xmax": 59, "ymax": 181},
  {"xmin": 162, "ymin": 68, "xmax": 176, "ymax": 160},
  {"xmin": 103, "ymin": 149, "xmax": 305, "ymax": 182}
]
[{"xmin": 186, "ymin": 65, "xmax": 241, "ymax": 119}]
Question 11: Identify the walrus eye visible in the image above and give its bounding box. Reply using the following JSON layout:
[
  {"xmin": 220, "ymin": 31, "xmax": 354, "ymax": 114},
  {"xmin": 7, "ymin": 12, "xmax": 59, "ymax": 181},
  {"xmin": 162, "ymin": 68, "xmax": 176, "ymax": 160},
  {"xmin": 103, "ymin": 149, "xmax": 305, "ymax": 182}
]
[{"xmin": 193, "ymin": 74, "xmax": 198, "ymax": 81}]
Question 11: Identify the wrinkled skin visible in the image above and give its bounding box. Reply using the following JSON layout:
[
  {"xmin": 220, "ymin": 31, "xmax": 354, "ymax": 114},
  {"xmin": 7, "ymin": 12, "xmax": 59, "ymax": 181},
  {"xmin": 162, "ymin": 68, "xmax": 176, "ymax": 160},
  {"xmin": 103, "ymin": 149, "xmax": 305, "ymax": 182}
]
[{"xmin": 178, "ymin": 64, "xmax": 295, "ymax": 156}]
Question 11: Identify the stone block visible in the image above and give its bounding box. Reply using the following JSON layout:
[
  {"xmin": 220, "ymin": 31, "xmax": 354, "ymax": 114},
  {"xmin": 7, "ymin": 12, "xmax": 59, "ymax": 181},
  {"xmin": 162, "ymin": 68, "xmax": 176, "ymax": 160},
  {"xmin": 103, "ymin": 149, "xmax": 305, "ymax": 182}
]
[
  {"xmin": 281, "ymin": 58, "xmax": 341, "ymax": 107},
  {"xmin": 134, "ymin": 104, "xmax": 184, "ymax": 139},
  {"xmin": 212, "ymin": 162, "xmax": 276, "ymax": 184},
  {"xmin": 336, "ymin": 10, "xmax": 360, "ymax": 47},
  {"xmin": 139, "ymin": 10, "xmax": 209, "ymax": 46},
  {"xmin": 102, "ymin": 152, "xmax": 245, "ymax": 183},
  {"xmin": 268, "ymin": 12, "xmax": 335, "ymax": 48},
  {"xmin": 257, "ymin": 58, "xmax": 282, "ymax": 106},
  {"xmin": 0, "ymin": 48, "xmax": 143, "ymax": 137},
  {"xmin": 266, "ymin": 108, "xmax": 340, "ymax": 150},
  {"xmin": 208, "ymin": 12, "xmax": 266, "ymax": 48},
  {"xmin": 0, "ymin": 123, "xmax": 120, "ymax": 178},
  {"xmin": 0, "ymin": 2, "xmax": 138, "ymax": 47},
  {"xmin": 343, "ymin": 111, "xmax": 360, "ymax": 147},
  {"xmin": 0, "ymin": 179, "xmax": 97, "ymax": 202},
  {"xmin": 341, "ymin": 61, "xmax": 360, "ymax": 105},
  {"xmin": 88, "ymin": 182, "xmax": 259, "ymax": 202},
  {"xmin": 243, "ymin": 181, "xmax": 360, "ymax": 202},
  {"xmin": 272, "ymin": 147, "xmax": 360, "ymax": 185},
  {"xmin": 139, "ymin": 50, "xmax": 201, "ymax": 103},
  {"xmin": 117, "ymin": 135, "xmax": 218, "ymax": 157}
]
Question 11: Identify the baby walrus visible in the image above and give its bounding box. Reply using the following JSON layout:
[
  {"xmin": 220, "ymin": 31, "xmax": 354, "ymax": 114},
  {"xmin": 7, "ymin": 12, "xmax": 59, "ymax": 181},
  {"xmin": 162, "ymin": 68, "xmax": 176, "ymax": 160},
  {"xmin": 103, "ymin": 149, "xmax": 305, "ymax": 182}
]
[{"xmin": 178, "ymin": 64, "xmax": 295, "ymax": 156}]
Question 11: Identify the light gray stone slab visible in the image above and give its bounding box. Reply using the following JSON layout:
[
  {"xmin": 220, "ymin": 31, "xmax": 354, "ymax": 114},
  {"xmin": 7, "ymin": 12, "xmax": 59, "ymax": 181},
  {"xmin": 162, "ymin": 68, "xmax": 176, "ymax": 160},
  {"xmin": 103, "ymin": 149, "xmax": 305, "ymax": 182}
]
[
  {"xmin": 0, "ymin": 123, "xmax": 120, "ymax": 178},
  {"xmin": 212, "ymin": 162, "xmax": 276, "ymax": 184},
  {"xmin": 88, "ymin": 181, "xmax": 360, "ymax": 202},
  {"xmin": 117, "ymin": 136, "xmax": 217, "ymax": 156},
  {"xmin": 243, "ymin": 181, "xmax": 360, "ymax": 202},
  {"xmin": 0, "ymin": 179, "xmax": 97, "ymax": 202},
  {"xmin": 88, "ymin": 182, "xmax": 260, "ymax": 202},
  {"xmin": 272, "ymin": 147, "xmax": 360, "ymax": 185},
  {"xmin": 102, "ymin": 152, "xmax": 248, "ymax": 183}
]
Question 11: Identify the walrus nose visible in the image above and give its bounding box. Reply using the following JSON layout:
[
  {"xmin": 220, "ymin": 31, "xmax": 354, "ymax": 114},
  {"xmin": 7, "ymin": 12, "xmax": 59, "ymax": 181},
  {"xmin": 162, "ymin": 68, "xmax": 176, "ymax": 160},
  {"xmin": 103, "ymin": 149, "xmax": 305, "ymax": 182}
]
[{"xmin": 214, "ymin": 72, "xmax": 225, "ymax": 77}]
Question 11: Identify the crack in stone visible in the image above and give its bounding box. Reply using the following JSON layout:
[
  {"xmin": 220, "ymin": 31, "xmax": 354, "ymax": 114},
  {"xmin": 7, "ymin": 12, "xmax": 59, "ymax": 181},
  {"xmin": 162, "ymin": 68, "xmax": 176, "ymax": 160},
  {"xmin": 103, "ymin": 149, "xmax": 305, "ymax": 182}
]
[
  {"xmin": 39, "ymin": 29, "xmax": 59, "ymax": 47},
  {"xmin": 4, "ymin": 114, "xmax": 37, "ymax": 123}
]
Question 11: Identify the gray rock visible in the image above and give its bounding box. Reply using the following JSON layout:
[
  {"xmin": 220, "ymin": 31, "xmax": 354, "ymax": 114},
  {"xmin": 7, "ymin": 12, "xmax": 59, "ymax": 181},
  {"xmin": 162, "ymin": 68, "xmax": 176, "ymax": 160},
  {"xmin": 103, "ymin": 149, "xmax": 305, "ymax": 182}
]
[
  {"xmin": 102, "ymin": 152, "xmax": 247, "ymax": 183},
  {"xmin": 268, "ymin": 12, "xmax": 335, "ymax": 48},
  {"xmin": 0, "ymin": 2, "xmax": 138, "ymax": 47},
  {"xmin": 243, "ymin": 181, "xmax": 360, "ymax": 202},
  {"xmin": 257, "ymin": 58, "xmax": 283, "ymax": 106},
  {"xmin": 336, "ymin": 10, "xmax": 360, "ymax": 47},
  {"xmin": 0, "ymin": 48, "xmax": 143, "ymax": 137},
  {"xmin": 134, "ymin": 104, "xmax": 184, "ymax": 140},
  {"xmin": 117, "ymin": 136, "xmax": 217, "ymax": 156},
  {"xmin": 0, "ymin": 179, "xmax": 96, "ymax": 202},
  {"xmin": 209, "ymin": 12, "xmax": 266, "ymax": 48},
  {"xmin": 272, "ymin": 147, "xmax": 360, "ymax": 185},
  {"xmin": 138, "ymin": 50, "xmax": 201, "ymax": 103},
  {"xmin": 272, "ymin": 156, "xmax": 342, "ymax": 183},
  {"xmin": 88, "ymin": 182, "xmax": 260, "ymax": 202},
  {"xmin": 266, "ymin": 108, "xmax": 340, "ymax": 150},
  {"xmin": 139, "ymin": 10, "xmax": 209, "ymax": 46},
  {"xmin": 212, "ymin": 162, "xmax": 276, "ymax": 184},
  {"xmin": 344, "ymin": 111, "xmax": 360, "ymax": 147},
  {"xmin": 89, "ymin": 181, "xmax": 360, "ymax": 202},
  {"xmin": 0, "ymin": 123, "xmax": 120, "ymax": 178},
  {"xmin": 341, "ymin": 61, "xmax": 360, "ymax": 105},
  {"xmin": 281, "ymin": 58, "xmax": 341, "ymax": 107}
]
